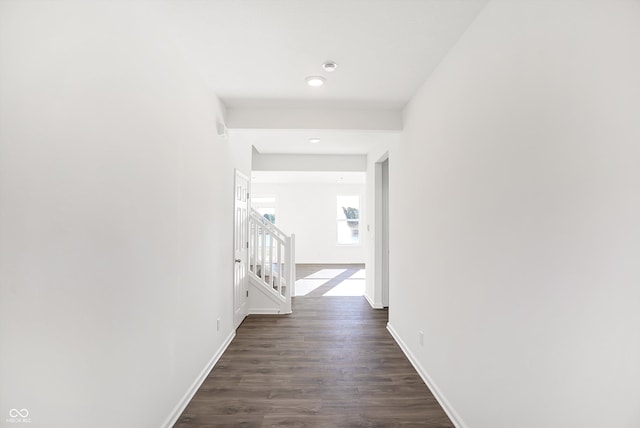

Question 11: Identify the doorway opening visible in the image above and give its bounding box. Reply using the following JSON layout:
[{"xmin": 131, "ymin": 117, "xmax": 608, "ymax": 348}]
[{"xmin": 375, "ymin": 154, "xmax": 390, "ymax": 308}]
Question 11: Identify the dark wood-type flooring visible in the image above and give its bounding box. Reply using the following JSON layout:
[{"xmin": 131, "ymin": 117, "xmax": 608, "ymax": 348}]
[{"xmin": 175, "ymin": 264, "xmax": 453, "ymax": 427}]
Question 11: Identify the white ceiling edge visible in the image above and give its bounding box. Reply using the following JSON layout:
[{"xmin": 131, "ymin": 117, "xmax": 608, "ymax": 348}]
[
  {"xmin": 226, "ymin": 106, "xmax": 402, "ymax": 131},
  {"xmin": 253, "ymin": 152, "xmax": 367, "ymax": 172},
  {"xmin": 252, "ymin": 171, "xmax": 366, "ymax": 185},
  {"xmin": 223, "ymin": 98, "xmax": 404, "ymax": 110},
  {"xmin": 231, "ymin": 128, "xmax": 400, "ymax": 155}
]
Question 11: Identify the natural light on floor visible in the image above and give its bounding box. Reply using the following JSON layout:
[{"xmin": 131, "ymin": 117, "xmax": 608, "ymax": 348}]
[
  {"xmin": 349, "ymin": 269, "xmax": 366, "ymax": 279},
  {"xmin": 294, "ymin": 279, "xmax": 328, "ymax": 296},
  {"xmin": 322, "ymin": 279, "xmax": 365, "ymax": 296},
  {"xmin": 304, "ymin": 269, "xmax": 347, "ymax": 279},
  {"xmin": 294, "ymin": 268, "xmax": 365, "ymax": 297}
]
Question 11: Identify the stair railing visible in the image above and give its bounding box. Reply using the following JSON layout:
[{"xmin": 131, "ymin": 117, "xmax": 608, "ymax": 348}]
[{"xmin": 248, "ymin": 208, "xmax": 295, "ymax": 303}]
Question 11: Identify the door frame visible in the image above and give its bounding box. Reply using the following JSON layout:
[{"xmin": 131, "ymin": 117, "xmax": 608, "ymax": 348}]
[{"xmin": 374, "ymin": 153, "xmax": 390, "ymax": 308}]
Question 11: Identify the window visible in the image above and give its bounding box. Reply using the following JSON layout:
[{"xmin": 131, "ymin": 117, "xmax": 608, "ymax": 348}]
[
  {"xmin": 337, "ymin": 195, "xmax": 360, "ymax": 245},
  {"xmin": 252, "ymin": 196, "xmax": 277, "ymax": 224}
]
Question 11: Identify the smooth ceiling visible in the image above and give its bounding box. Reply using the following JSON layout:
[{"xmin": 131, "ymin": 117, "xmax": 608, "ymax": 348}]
[
  {"xmin": 158, "ymin": 0, "xmax": 488, "ymax": 110},
  {"xmin": 152, "ymin": 1, "xmax": 487, "ymax": 154}
]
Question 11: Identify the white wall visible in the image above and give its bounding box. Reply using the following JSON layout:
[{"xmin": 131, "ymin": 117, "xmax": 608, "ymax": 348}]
[
  {"xmin": 227, "ymin": 107, "xmax": 402, "ymax": 130},
  {"xmin": 390, "ymin": 1, "xmax": 640, "ymax": 427},
  {"xmin": 0, "ymin": 2, "xmax": 251, "ymax": 427},
  {"xmin": 253, "ymin": 152, "xmax": 367, "ymax": 172},
  {"xmin": 252, "ymin": 182, "xmax": 366, "ymax": 264}
]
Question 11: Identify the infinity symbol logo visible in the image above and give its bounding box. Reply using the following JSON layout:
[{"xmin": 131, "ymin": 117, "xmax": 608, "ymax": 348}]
[{"xmin": 9, "ymin": 409, "xmax": 29, "ymax": 418}]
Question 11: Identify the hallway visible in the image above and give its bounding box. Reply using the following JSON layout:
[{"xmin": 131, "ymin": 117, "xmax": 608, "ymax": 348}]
[{"xmin": 175, "ymin": 265, "xmax": 452, "ymax": 427}]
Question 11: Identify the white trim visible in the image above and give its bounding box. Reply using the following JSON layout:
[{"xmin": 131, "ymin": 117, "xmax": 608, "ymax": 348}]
[
  {"xmin": 162, "ymin": 330, "xmax": 236, "ymax": 428},
  {"xmin": 248, "ymin": 271, "xmax": 287, "ymax": 302},
  {"xmin": 373, "ymin": 154, "xmax": 390, "ymax": 309},
  {"xmin": 248, "ymin": 308, "xmax": 291, "ymax": 315},
  {"xmin": 375, "ymin": 155, "xmax": 390, "ymax": 308},
  {"xmin": 363, "ymin": 292, "xmax": 383, "ymax": 309},
  {"xmin": 386, "ymin": 323, "xmax": 467, "ymax": 428}
]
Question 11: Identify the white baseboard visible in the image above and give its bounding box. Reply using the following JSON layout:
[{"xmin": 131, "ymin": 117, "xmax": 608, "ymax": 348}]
[
  {"xmin": 162, "ymin": 330, "xmax": 236, "ymax": 428},
  {"xmin": 363, "ymin": 293, "xmax": 383, "ymax": 309},
  {"xmin": 386, "ymin": 323, "xmax": 466, "ymax": 428}
]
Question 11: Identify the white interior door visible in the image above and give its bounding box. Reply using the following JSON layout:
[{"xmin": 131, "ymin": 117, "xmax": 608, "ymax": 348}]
[{"xmin": 233, "ymin": 169, "xmax": 249, "ymax": 329}]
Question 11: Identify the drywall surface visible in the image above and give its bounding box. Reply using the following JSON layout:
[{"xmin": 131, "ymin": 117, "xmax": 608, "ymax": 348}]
[
  {"xmin": 227, "ymin": 107, "xmax": 403, "ymax": 131},
  {"xmin": 0, "ymin": 2, "xmax": 250, "ymax": 427},
  {"xmin": 251, "ymin": 182, "xmax": 366, "ymax": 264},
  {"xmin": 390, "ymin": 1, "xmax": 640, "ymax": 427},
  {"xmin": 253, "ymin": 153, "xmax": 367, "ymax": 172}
]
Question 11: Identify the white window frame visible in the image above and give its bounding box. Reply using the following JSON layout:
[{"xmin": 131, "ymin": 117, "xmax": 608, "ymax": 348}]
[
  {"xmin": 336, "ymin": 194, "xmax": 361, "ymax": 246},
  {"xmin": 252, "ymin": 195, "xmax": 277, "ymax": 224}
]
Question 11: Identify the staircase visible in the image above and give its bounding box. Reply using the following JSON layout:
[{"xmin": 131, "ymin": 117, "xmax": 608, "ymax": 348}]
[{"xmin": 248, "ymin": 208, "xmax": 294, "ymax": 314}]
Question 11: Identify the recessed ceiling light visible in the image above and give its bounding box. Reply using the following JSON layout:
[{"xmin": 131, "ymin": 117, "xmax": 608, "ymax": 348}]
[
  {"xmin": 305, "ymin": 76, "xmax": 325, "ymax": 87},
  {"xmin": 308, "ymin": 138, "xmax": 321, "ymax": 144},
  {"xmin": 322, "ymin": 61, "xmax": 338, "ymax": 72}
]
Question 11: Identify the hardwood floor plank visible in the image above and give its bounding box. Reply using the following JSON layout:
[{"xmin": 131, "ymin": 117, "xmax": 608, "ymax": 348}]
[{"xmin": 174, "ymin": 265, "xmax": 453, "ymax": 427}]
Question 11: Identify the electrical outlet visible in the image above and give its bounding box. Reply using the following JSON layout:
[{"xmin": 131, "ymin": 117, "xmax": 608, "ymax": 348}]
[
  {"xmin": 419, "ymin": 331, "xmax": 424, "ymax": 346},
  {"xmin": 217, "ymin": 318, "xmax": 221, "ymax": 332}
]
